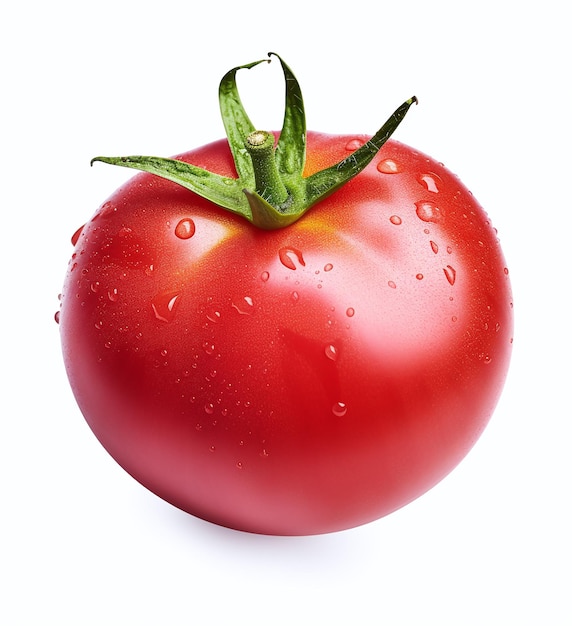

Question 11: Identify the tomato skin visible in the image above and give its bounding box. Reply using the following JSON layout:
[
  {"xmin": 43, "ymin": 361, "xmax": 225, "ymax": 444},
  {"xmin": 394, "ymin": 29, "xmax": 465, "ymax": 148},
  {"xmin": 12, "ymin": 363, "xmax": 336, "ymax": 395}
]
[{"xmin": 60, "ymin": 133, "xmax": 513, "ymax": 535}]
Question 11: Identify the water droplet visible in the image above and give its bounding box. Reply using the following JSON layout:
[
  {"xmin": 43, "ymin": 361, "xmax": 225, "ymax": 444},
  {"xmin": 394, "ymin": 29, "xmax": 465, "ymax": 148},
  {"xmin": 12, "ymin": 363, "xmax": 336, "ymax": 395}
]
[
  {"xmin": 118, "ymin": 226, "xmax": 133, "ymax": 237},
  {"xmin": 389, "ymin": 215, "xmax": 402, "ymax": 225},
  {"xmin": 152, "ymin": 292, "xmax": 180, "ymax": 322},
  {"xmin": 324, "ymin": 344, "xmax": 338, "ymax": 361},
  {"xmin": 279, "ymin": 247, "xmax": 306, "ymax": 270},
  {"xmin": 259, "ymin": 449, "xmax": 269, "ymax": 458},
  {"xmin": 332, "ymin": 401, "xmax": 348, "ymax": 417},
  {"xmin": 204, "ymin": 403, "xmax": 214, "ymax": 415},
  {"xmin": 209, "ymin": 445, "xmax": 216, "ymax": 453},
  {"xmin": 260, "ymin": 271, "xmax": 270, "ymax": 282},
  {"xmin": 377, "ymin": 158, "xmax": 401, "ymax": 174},
  {"xmin": 415, "ymin": 201, "xmax": 443, "ymax": 223},
  {"xmin": 418, "ymin": 173, "xmax": 441, "ymax": 193},
  {"xmin": 504, "ymin": 267, "xmax": 509, "ymax": 275},
  {"xmin": 107, "ymin": 288, "xmax": 119, "ymax": 302},
  {"xmin": 236, "ymin": 461, "xmax": 244, "ymax": 470},
  {"xmin": 452, "ymin": 315, "xmax": 458, "ymax": 322},
  {"xmin": 443, "ymin": 265, "xmax": 456, "ymax": 285},
  {"xmin": 232, "ymin": 296, "xmax": 254, "ymax": 315},
  {"xmin": 346, "ymin": 307, "xmax": 355, "ymax": 317},
  {"xmin": 291, "ymin": 291, "xmax": 300, "ymax": 303},
  {"xmin": 90, "ymin": 281, "xmax": 101, "ymax": 293},
  {"xmin": 202, "ymin": 341, "xmax": 215, "ymax": 355},
  {"xmin": 416, "ymin": 273, "xmax": 424, "ymax": 280},
  {"xmin": 388, "ymin": 280, "xmax": 397, "ymax": 289},
  {"xmin": 205, "ymin": 305, "xmax": 222, "ymax": 323},
  {"xmin": 175, "ymin": 217, "xmax": 196, "ymax": 240},
  {"xmin": 345, "ymin": 139, "xmax": 363, "ymax": 151},
  {"xmin": 324, "ymin": 263, "xmax": 334, "ymax": 272},
  {"xmin": 71, "ymin": 225, "xmax": 84, "ymax": 246},
  {"xmin": 54, "ymin": 310, "xmax": 60, "ymax": 324},
  {"xmin": 98, "ymin": 201, "xmax": 116, "ymax": 219},
  {"xmin": 430, "ymin": 240, "xmax": 439, "ymax": 254}
]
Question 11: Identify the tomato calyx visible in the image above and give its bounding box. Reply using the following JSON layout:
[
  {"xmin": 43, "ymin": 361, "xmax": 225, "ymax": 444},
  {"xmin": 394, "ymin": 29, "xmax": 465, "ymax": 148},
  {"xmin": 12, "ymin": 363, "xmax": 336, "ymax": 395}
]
[{"xmin": 91, "ymin": 53, "xmax": 417, "ymax": 230}]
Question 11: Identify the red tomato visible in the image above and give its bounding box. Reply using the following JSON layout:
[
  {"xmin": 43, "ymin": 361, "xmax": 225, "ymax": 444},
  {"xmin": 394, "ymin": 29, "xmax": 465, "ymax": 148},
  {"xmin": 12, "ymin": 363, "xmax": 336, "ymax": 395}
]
[{"xmin": 59, "ymin": 132, "xmax": 513, "ymax": 535}]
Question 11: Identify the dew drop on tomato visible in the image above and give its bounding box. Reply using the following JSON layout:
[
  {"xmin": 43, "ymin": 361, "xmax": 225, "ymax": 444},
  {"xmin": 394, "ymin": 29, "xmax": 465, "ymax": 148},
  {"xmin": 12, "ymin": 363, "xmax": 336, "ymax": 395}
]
[
  {"xmin": 174, "ymin": 217, "xmax": 196, "ymax": 240},
  {"xmin": 98, "ymin": 201, "xmax": 116, "ymax": 219},
  {"xmin": 151, "ymin": 292, "xmax": 180, "ymax": 322},
  {"xmin": 415, "ymin": 201, "xmax": 443, "ymax": 223},
  {"xmin": 418, "ymin": 173, "xmax": 441, "ymax": 193},
  {"xmin": 202, "ymin": 341, "xmax": 215, "ymax": 355},
  {"xmin": 71, "ymin": 225, "xmax": 84, "ymax": 246},
  {"xmin": 324, "ymin": 344, "xmax": 338, "ymax": 361},
  {"xmin": 279, "ymin": 247, "xmax": 305, "ymax": 270},
  {"xmin": 344, "ymin": 139, "xmax": 363, "ymax": 151},
  {"xmin": 232, "ymin": 296, "xmax": 254, "ymax": 315},
  {"xmin": 346, "ymin": 307, "xmax": 355, "ymax": 317},
  {"xmin": 332, "ymin": 401, "xmax": 348, "ymax": 417},
  {"xmin": 205, "ymin": 305, "xmax": 222, "ymax": 323},
  {"xmin": 389, "ymin": 215, "xmax": 402, "ymax": 225},
  {"xmin": 443, "ymin": 265, "xmax": 456, "ymax": 285},
  {"xmin": 377, "ymin": 158, "xmax": 401, "ymax": 174}
]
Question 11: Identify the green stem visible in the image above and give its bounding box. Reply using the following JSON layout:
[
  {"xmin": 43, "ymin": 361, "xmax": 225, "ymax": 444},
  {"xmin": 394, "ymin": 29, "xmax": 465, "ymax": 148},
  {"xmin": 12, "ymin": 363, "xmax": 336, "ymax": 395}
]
[{"xmin": 244, "ymin": 131, "xmax": 290, "ymax": 208}]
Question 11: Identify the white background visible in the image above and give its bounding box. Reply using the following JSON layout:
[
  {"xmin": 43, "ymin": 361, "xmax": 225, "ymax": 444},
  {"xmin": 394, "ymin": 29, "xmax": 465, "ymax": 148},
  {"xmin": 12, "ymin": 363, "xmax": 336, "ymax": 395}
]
[{"xmin": 2, "ymin": 1, "xmax": 570, "ymax": 624}]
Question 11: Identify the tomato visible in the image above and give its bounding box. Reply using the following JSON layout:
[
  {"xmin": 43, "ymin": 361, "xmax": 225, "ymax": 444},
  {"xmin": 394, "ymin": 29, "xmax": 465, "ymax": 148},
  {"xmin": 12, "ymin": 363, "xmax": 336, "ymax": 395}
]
[{"xmin": 58, "ymin": 55, "xmax": 513, "ymax": 535}]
